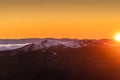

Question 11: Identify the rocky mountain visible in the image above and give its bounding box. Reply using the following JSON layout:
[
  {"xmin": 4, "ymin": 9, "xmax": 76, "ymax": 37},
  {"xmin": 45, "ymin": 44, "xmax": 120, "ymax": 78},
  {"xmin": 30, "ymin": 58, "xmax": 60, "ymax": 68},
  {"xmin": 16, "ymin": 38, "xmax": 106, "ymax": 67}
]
[
  {"xmin": 0, "ymin": 38, "xmax": 116, "ymax": 51},
  {"xmin": 0, "ymin": 38, "xmax": 119, "ymax": 80}
]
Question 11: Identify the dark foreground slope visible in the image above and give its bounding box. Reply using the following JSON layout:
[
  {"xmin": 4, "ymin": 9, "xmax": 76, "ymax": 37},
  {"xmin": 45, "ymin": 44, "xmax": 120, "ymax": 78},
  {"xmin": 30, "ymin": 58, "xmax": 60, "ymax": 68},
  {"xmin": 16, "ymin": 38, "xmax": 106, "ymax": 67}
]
[{"xmin": 0, "ymin": 40, "xmax": 119, "ymax": 80}]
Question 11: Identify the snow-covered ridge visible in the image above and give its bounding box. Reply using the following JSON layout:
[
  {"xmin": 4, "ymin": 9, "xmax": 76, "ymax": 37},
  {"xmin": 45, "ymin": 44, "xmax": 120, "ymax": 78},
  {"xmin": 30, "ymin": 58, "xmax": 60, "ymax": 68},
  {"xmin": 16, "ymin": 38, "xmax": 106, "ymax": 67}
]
[
  {"xmin": 0, "ymin": 39, "xmax": 117, "ymax": 51},
  {"xmin": 42, "ymin": 40, "xmax": 81, "ymax": 48},
  {"xmin": 0, "ymin": 43, "xmax": 29, "ymax": 51},
  {"xmin": 0, "ymin": 40, "xmax": 81, "ymax": 51},
  {"xmin": 31, "ymin": 40, "xmax": 81, "ymax": 50},
  {"xmin": 24, "ymin": 39, "xmax": 117, "ymax": 51}
]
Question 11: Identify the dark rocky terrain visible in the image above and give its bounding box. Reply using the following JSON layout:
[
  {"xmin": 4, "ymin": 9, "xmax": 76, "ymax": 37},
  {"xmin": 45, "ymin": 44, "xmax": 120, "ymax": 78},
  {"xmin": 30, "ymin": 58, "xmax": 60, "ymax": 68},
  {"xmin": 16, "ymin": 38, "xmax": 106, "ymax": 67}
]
[{"xmin": 0, "ymin": 39, "xmax": 119, "ymax": 80}]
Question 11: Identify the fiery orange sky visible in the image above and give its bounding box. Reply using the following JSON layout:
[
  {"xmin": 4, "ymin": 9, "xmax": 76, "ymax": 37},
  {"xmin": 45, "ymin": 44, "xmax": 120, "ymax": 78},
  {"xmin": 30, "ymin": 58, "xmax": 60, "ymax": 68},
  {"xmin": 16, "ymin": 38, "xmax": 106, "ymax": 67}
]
[{"xmin": 0, "ymin": 0, "xmax": 120, "ymax": 39}]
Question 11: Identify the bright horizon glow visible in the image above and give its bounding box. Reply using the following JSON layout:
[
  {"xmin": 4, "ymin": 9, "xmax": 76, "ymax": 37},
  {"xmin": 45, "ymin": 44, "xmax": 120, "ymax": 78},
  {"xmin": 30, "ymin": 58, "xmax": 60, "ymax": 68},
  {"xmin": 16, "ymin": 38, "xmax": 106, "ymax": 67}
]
[
  {"xmin": 114, "ymin": 33, "xmax": 120, "ymax": 42},
  {"xmin": 0, "ymin": 0, "xmax": 120, "ymax": 39}
]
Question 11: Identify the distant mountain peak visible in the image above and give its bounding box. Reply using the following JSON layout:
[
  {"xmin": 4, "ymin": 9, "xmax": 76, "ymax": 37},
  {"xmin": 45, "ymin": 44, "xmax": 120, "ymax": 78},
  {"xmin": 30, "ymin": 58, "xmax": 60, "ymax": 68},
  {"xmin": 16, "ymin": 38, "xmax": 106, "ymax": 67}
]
[{"xmin": 0, "ymin": 38, "xmax": 117, "ymax": 51}]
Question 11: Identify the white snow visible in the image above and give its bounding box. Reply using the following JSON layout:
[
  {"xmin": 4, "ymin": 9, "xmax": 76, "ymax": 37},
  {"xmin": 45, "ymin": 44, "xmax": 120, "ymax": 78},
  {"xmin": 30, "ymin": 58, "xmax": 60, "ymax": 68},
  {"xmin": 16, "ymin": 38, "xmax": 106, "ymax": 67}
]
[
  {"xmin": 0, "ymin": 43, "xmax": 29, "ymax": 51},
  {"xmin": 28, "ymin": 40, "xmax": 82, "ymax": 51},
  {"xmin": 0, "ymin": 39, "xmax": 116, "ymax": 51},
  {"xmin": 40, "ymin": 40, "xmax": 81, "ymax": 48}
]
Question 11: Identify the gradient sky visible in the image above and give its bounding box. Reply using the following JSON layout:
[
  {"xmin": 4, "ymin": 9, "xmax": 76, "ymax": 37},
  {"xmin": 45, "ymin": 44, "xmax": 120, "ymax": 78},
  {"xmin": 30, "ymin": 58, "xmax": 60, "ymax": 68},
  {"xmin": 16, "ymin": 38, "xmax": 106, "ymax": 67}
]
[{"xmin": 0, "ymin": 0, "xmax": 120, "ymax": 39}]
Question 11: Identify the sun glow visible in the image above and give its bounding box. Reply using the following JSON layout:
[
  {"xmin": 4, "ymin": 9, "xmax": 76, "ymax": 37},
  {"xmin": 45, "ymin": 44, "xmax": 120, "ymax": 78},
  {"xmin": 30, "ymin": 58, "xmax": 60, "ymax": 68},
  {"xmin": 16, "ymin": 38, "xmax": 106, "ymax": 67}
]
[{"xmin": 114, "ymin": 33, "xmax": 120, "ymax": 42}]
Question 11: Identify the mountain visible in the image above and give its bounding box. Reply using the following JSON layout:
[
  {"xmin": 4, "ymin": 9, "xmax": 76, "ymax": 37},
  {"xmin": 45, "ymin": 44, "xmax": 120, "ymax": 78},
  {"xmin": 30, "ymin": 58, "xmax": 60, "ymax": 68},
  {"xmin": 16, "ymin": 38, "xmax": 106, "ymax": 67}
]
[
  {"xmin": 0, "ymin": 38, "xmax": 119, "ymax": 80},
  {"xmin": 0, "ymin": 38, "xmax": 116, "ymax": 51}
]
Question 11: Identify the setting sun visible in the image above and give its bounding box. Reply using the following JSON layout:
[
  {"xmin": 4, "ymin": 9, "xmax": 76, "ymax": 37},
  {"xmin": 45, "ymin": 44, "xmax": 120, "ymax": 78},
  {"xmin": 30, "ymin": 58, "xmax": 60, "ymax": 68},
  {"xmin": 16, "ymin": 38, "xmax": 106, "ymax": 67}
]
[{"xmin": 114, "ymin": 33, "xmax": 120, "ymax": 42}]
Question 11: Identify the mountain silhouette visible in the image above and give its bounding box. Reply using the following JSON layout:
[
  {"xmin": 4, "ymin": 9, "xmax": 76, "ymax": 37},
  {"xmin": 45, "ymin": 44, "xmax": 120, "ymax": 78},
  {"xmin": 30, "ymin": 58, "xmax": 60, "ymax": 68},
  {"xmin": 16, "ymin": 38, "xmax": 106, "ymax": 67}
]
[{"xmin": 0, "ymin": 38, "xmax": 119, "ymax": 80}]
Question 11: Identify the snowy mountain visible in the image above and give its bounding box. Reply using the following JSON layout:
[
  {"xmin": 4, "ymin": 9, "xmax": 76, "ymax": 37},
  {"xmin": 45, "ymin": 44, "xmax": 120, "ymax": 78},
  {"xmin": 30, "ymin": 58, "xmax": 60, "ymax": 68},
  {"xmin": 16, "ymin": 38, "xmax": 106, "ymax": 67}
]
[
  {"xmin": 0, "ymin": 38, "xmax": 119, "ymax": 80},
  {"xmin": 0, "ymin": 38, "xmax": 116, "ymax": 51}
]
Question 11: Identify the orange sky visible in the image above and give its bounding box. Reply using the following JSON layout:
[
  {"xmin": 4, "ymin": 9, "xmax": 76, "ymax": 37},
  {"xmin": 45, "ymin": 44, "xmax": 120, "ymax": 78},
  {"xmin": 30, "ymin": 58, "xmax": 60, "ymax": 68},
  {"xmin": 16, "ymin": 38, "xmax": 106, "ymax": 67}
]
[{"xmin": 0, "ymin": 0, "xmax": 120, "ymax": 39}]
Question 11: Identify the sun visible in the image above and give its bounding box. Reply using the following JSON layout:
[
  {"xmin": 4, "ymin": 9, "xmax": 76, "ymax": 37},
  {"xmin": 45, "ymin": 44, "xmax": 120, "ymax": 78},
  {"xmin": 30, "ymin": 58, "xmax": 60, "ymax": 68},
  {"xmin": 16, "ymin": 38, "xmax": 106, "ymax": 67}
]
[{"xmin": 114, "ymin": 33, "xmax": 120, "ymax": 42}]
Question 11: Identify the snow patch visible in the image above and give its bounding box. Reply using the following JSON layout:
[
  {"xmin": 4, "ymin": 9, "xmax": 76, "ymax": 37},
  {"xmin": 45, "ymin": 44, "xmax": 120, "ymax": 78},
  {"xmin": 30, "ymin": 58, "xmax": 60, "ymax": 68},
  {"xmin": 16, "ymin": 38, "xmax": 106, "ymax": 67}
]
[
  {"xmin": 0, "ymin": 43, "xmax": 29, "ymax": 51},
  {"xmin": 41, "ymin": 40, "xmax": 81, "ymax": 48}
]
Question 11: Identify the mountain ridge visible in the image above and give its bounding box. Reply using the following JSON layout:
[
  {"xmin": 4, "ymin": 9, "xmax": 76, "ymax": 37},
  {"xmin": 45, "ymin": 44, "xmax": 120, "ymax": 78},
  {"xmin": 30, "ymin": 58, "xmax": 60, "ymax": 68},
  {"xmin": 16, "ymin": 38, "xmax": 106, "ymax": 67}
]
[
  {"xmin": 0, "ymin": 38, "xmax": 119, "ymax": 80},
  {"xmin": 0, "ymin": 38, "xmax": 116, "ymax": 52}
]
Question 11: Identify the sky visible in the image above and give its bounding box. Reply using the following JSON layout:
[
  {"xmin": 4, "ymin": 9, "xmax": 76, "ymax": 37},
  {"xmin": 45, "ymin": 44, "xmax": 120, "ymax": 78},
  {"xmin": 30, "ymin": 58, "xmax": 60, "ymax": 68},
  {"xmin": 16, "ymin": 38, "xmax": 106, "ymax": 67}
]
[{"xmin": 0, "ymin": 0, "xmax": 120, "ymax": 39}]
